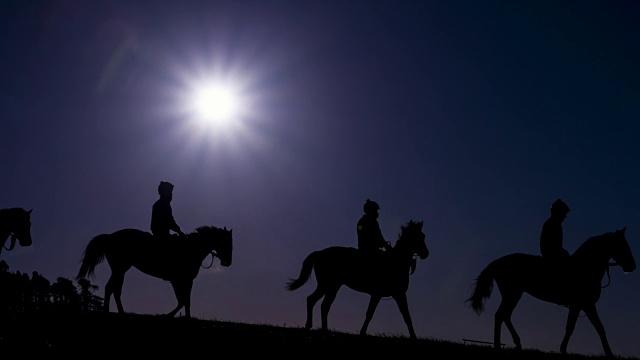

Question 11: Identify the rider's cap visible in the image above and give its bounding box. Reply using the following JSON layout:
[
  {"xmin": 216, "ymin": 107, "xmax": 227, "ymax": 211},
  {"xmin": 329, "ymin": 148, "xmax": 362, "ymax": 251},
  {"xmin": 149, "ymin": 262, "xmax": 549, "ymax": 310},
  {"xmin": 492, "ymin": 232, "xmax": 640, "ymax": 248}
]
[
  {"xmin": 158, "ymin": 181, "xmax": 174, "ymax": 195},
  {"xmin": 363, "ymin": 199, "xmax": 380, "ymax": 213},
  {"xmin": 551, "ymin": 198, "xmax": 570, "ymax": 214}
]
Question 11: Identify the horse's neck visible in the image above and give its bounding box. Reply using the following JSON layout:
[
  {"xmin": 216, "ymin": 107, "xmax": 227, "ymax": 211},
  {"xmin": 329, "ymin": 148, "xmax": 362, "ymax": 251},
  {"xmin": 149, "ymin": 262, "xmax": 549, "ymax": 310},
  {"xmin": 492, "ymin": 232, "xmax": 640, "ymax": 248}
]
[
  {"xmin": 389, "ymin": 243, "xmax": 413, "ymax": 262},
  {"xmin": 186, "ymin": 239, "xmax": 211, "ymax": 261},
  {"xmin": 572, "ymin": 252, "xmax": 610, "ymax": 278},
  {"xmin": 0, "ymin": 212, "xmax": 15, "ymax": 241},
  {"xmin": 0, "ymin": 229, "xmax": 10, "ymax": 246}
]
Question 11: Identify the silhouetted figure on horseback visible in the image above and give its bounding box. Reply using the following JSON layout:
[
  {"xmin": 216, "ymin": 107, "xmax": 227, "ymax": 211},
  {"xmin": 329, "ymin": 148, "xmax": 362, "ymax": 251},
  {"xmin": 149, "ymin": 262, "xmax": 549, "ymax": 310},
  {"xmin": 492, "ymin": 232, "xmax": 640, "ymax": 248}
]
[
  {"xmin": 540, "ymin": 199, "xmax": 571, "ymax": 275},
  {"xmin": 357, "ymin": 199, "xmax": 392, "ymax": 266},
  {"xmin": 151, "ymin": 181, "xmax": 186, "ymax": 243}
]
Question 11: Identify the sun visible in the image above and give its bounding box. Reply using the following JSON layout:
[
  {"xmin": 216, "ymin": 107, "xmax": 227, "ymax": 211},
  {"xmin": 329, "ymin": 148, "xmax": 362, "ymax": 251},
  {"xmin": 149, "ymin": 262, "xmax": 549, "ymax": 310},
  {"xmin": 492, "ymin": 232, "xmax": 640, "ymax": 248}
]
[
  {"xmin": 167, "ymin": 58, "xmax": 260, "ymax": 136},
  {"xmin": 189, "ymin": 81, "xmax": 243, "ymax": 125}
]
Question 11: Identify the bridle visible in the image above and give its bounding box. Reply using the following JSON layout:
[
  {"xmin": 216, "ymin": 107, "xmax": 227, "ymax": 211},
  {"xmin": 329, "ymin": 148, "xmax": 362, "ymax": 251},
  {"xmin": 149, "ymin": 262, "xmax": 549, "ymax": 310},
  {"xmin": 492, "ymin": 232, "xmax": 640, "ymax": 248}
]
[
  {"xmin": 201, "ymin": 250, "xmax": 219, "ymax": 269},
  {"xmin": 1, "ymin": 234, "xmax": 18, "ymax": 254},
  {"xmin": 409, "ymin": 254, "xmax": 419, "ymax": 275},
  {"xmin": 601, "ymin": 261, "xmax": 620, "ymax": 288}
]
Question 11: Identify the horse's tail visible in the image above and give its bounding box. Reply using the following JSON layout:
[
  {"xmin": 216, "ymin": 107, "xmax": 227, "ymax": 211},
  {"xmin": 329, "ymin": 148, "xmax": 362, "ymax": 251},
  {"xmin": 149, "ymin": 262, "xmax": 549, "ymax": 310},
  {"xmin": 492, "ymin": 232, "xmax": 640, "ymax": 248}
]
[
  {"xmin": 285, "ymin": 251, "xmax": 318, "ymax": 291},
  {"xmin": 465, "ymin": 259, "xmax": 499, "ymax": 315},
  {"xmin": 76, "ymin": 234, "xmax": 110, "ymax": 280}
]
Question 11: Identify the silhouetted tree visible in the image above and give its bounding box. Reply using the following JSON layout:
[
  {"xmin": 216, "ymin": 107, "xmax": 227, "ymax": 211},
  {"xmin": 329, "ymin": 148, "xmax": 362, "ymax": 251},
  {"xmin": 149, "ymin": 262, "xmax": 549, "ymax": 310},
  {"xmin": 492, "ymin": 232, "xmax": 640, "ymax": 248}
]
[
  {"xmin": 0, "ymin": 265, "xmax": 103, "ymax": 317},
  {"xmin": 30, "ymin": 271, "xmax": 51, "ymax": 311},
  {"xmin": 0, "ymin": 260, "xmax": 11, "ymax": 315},
  {"xmin": 77, "ymin": 277, "xmax": 103, "ymax": 312},
  {"xmin": 51, "ymin": 277, "xmax": 80, "ymax": 311},
  {"xmin": 15, "ymin": 271, "xmax": 30, "ymax": 312}
]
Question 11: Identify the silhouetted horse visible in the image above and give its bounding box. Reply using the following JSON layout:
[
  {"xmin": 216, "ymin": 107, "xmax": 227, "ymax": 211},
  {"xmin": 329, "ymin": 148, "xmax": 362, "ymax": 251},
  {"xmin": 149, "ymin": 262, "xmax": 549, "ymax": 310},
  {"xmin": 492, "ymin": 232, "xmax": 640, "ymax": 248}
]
[
  {"xmin": 286, "ymin": 220, "xmax": 429, "ymax": 339},
  {"xmin": 466, "ymin": 227, "xmax": 635, "ymax": 357},
  {"xmin": 0, "ymin": 207, "xmax": 33, "ymax": 255},
  {"xmin": 76, "ymin": 225, "xmax": 233, "ymax": 318}
]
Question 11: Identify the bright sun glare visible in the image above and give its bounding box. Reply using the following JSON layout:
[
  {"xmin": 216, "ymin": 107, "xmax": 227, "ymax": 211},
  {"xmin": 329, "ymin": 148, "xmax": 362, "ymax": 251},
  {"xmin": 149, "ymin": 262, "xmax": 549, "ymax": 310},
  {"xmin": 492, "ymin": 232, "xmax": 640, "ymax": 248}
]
[{"xmin": 190, "ymin": 82, "xmax": 242, "ymax": 125}]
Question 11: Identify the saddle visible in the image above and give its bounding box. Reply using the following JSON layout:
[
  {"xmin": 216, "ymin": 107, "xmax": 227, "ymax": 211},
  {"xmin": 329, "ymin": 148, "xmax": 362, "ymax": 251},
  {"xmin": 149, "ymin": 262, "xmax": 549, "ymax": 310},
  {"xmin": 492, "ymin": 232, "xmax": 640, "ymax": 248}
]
[{"xmin": 540, "ymin": 256, "xmax": 576, "ymax": 291}]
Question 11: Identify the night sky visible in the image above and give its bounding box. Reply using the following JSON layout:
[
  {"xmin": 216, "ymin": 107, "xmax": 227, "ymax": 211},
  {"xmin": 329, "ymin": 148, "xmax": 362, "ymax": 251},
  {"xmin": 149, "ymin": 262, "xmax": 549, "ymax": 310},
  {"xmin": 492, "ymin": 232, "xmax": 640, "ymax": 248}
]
[{"xmin": 2, "ymin": 1, "xmax": 639, "ymax": 357}]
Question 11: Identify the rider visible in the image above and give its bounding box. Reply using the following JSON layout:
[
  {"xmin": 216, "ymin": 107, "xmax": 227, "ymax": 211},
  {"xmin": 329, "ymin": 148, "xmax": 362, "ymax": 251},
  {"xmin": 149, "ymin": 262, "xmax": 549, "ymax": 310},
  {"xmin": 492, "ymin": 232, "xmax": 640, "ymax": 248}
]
[
  {"xmin": 151, "ymin": 181, "xmax": 186, "ymax": 241},
  {"xmin": 540, "ymin": 198, "xmax": 571, "ymax": 263},
  {"xmin": 357, "ymin": 199, "xmax": 392, "ymax": 254}
]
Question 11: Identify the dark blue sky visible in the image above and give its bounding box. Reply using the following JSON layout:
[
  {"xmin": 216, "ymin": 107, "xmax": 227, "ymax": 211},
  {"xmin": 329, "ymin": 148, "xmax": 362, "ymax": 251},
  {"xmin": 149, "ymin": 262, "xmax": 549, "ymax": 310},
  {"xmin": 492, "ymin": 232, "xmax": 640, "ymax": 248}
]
[{"xmin": 2, "ymin": 1, "xmax": 639, "ymax": 357}]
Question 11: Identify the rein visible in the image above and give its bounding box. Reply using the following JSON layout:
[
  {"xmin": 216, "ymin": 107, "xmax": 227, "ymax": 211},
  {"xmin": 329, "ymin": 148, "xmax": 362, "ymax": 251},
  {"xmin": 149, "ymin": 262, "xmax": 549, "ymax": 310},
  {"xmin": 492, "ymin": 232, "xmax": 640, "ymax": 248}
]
[
  {"xmin": 601, "ymin": 262, "xmax": 619, "ymax": 288},
  {"xmin": 409, "ymin": 254, "xmax": 418, "ymax": 275},
  {"xmin": 201, "ymin": 250, "xmax": 218, "ymax": 269},
  {"xmin": 2, "ymin": 234, "xmax": 17, "ymax": 253}
]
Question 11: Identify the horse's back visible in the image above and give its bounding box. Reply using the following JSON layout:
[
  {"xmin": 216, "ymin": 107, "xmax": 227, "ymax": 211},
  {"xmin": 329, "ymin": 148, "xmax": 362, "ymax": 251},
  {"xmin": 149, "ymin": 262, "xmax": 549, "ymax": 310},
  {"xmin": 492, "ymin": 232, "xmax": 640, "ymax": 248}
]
[
  {"xmin": 112, "ymin": 228, "xmax": 150, "ymax": 237},
  {"xmin": 314, "ymin": 246, "xmax": 390, "ymax": 278},
  {"xmin": 312, "ymin": 246, "xmax": 358, "ymax": 268},
  {"xmin": 319, "ymin": 246, "xmax": 362, "ymax": 263},
  {"xmin": 497, "ymin": 252, "xmax": 540, "ymax": 263},
  {"xmin": 491, "ymin": 253, "xmax": 578, "ymax": 300},
  {"xmin": 495, "ymin": 252, "xmax": 569, "ymax": 274},
  {"xmin": 101, "ymin": 229, "xmax": 172, "ymax": 275},
  {"xmin": 319, "ymin": 246, "xmax": 357, "ymax": 255},
  {"xmin": 101, "ymin": 228, "xmax": 154, "ymax": 253},
  {"xmin": 489, "ymin": 253, "xmax": 544, "ymax": 281},
  {"xmin": 108, "ymin": 228, "xmax": 153, "ymax": 243}
]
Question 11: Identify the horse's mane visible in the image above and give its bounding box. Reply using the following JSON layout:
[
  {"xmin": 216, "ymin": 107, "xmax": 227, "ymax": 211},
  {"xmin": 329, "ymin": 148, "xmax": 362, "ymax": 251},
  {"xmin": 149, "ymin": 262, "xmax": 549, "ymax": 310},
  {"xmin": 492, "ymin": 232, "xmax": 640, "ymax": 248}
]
[
  {"xmin": 190, "ymin": 225, "xmax": 230, "ymax": 238},
  {"xmin": 572, "ymin": 231, "xmax": 615, "ymax": 257},
  {"xmin": 0, "ymin": 207, "xmax": 27, "ymax": 214},
  {"xmin": 395, "ymin": 220, "xmax": 421, "ymax": 244}
]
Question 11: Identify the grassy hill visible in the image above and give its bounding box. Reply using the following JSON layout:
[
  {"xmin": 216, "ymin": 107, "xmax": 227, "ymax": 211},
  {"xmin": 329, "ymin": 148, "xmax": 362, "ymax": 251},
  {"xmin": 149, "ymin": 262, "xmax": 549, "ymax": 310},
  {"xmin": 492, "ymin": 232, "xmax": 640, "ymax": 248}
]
[{"xmin": 1, "ymin": 311, "xmax": 636, "ymax": 359}]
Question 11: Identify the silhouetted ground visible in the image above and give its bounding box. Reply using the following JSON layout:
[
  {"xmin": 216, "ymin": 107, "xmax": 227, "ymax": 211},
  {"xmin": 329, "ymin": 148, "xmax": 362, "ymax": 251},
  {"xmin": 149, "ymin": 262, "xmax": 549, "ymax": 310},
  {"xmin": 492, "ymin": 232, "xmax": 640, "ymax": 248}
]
[{"xmin": 0, "ymin": 311, "xmax": 637, "ymax": 359}]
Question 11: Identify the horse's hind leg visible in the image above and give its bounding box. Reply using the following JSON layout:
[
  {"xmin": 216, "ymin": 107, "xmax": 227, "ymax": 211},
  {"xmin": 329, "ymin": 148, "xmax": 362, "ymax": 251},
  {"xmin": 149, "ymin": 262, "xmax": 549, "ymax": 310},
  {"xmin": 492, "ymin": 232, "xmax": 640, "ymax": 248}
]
[
  {"xmin": 360, "ymin": 295, "xmax": 382, "ymax": 337},
  {"xmin": 560, "ymin": 307, "xmax": 581, "ymax": 355},
  {"xmin": 103, "ymin": 278, "xmax": 113, "ymax": 313},
  {"xmin": 495, "ymin": 290, "xmax": 523, "ymax": 350},
  {"xmin": 305, "ymin": 286, "xmax": 325, "ymax": 330},
  {"xmin": 319, "ymin": 285, "xmax": 341, "ymax": 331},
  {"xmin": 105, "ymin": 270, "xmax": 127, "ymax": 314}
]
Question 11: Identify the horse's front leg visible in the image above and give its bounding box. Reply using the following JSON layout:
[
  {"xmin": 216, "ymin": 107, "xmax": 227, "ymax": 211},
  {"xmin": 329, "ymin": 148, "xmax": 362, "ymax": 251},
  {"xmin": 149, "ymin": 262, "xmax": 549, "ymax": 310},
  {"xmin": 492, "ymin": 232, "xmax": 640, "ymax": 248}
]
[
  {"xmin": 582, "ymin": 304, "xmax": 613, "ymax": 357},
  {"xmin": 360, "ymin": 295, "xmax": 381, "ymax": 336},
  {"xmin": 560, "ymin": 306, "xmax": 581, "ymax": 354},
  {"xmin": 182, "ymin": 279, "xmax": 193, "ymax": 318},
  {"xmin": 392, "ymin": 293, "xmax": 417, "ymax": 340}
]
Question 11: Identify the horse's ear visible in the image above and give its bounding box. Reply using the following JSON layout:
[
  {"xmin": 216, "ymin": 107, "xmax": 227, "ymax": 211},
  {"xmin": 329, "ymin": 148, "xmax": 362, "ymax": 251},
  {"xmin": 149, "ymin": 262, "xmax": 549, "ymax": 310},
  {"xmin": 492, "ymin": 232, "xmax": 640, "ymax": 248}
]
[
  {"xmin": 223, "ymin": 226, "xmax": 227, "ymax": 230},
  {"xmin": 622, "ymin": 226, "xmax": 627, "ymax": 233},
  {"xmin": 27, "ymin": 209, "xmax": 33, "ymax": 214}
]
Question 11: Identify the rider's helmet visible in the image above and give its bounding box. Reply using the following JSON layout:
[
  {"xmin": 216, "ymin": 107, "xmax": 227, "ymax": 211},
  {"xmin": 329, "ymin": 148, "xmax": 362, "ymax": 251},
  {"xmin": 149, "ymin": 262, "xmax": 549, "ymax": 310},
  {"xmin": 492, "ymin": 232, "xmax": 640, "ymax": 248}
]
[
  {"xmin": 551, "ymin": 198, "xmax": 570, "ymax": 214},
  {"xmin": 158, "ymin": 181, "xmax": 174, "ymax": 197},
  {"xmin": 363, "ymin": 199, "xmax": 380, "ymax": 214}
]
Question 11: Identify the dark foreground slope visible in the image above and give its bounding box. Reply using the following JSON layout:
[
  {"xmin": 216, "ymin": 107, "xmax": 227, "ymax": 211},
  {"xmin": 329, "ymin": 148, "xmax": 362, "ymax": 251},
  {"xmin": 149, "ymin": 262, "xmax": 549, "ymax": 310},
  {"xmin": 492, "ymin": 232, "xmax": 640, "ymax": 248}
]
[{"xmin": 0, "ymin": 311, "xmax": 635, "ymax": 359}]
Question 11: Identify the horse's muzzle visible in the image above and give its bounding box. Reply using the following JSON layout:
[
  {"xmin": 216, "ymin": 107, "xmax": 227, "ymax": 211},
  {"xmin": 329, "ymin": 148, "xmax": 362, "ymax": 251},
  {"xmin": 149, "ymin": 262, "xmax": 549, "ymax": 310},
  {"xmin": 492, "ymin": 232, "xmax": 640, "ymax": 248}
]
[
  {"xmin": 11, "ymin": 234, "xmax": 32, "ymax": 248},
  {"xmin": 622, "ymin": 263, "xmax": 636, "ymax": 273},
  {"xmin": 20, "ymin": 236, "xmax": 33, "ymax": 247}
]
